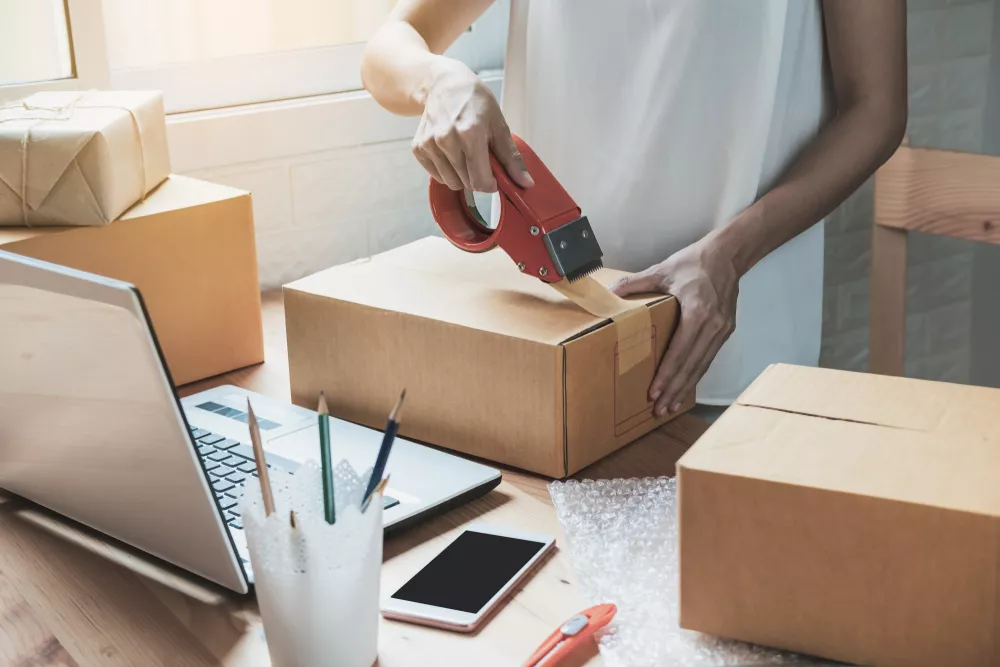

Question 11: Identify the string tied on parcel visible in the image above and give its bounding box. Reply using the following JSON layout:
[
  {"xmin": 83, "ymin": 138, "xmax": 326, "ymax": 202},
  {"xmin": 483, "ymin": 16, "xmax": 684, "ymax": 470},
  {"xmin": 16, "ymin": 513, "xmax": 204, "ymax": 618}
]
[{"xmin": 0, "ymin": 90, "xmax": 170, "ymax": 227}]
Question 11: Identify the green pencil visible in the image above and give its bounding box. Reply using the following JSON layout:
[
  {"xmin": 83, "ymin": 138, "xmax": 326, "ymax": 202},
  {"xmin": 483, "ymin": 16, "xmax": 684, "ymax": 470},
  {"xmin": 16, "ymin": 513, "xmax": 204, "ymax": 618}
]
[{"xmin": 318, "ymin": 391, "xmax": 335, "ymax": 524}]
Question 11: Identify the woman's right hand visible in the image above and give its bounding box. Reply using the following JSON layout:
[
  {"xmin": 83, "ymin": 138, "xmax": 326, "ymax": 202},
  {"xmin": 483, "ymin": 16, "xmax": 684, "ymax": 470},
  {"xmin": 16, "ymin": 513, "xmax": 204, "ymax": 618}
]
[{"xmin": 413, "ymin": 59, "xmax": 534, "ymax": 193}]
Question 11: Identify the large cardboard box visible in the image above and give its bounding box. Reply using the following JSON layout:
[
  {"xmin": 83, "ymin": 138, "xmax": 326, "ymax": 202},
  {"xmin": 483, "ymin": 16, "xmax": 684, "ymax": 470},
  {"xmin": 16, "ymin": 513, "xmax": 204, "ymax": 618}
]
[
  {"xmin": 678, "ymin": 364, "xmax": 1000, "ymax": 667},
  {"xmin": 284, "ymin": 237, "xmax": 686, "ymax": 477},
  {"xmin": 0, "ymin": 175, "xmax": 263, "ymax": 385}
]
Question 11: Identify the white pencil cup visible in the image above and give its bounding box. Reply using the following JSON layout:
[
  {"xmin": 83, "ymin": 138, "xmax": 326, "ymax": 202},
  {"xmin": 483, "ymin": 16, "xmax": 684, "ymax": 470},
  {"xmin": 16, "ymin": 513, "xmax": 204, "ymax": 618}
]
[{"xmin": 241, "ymin": 461, "xmax": 383, "ymax": 667}]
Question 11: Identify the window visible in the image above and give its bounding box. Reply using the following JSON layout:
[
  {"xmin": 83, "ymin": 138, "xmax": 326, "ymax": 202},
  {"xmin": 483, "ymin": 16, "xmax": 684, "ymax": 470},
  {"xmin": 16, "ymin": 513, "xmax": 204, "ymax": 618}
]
[
  {"xmin": 0, "ymin": 0, "xmax": 109, "ymax": 102},
  {"xmin": 0, "ymin": 0, "xmax": 72, "ymax": 87},
  {"xmin": 1, "ymin": 0, "xmax": 508, "ymax": 112}
]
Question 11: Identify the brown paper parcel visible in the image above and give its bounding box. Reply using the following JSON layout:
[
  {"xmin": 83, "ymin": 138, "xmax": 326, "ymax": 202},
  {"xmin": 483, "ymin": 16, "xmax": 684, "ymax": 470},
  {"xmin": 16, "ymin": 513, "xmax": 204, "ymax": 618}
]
[
  {"xmin": 0, "ymin": 91, "xmax": 171, "ymax": 227},
  {"xmin": 284, "ymin": 236, "xmax": 689, "ymax": 477}
]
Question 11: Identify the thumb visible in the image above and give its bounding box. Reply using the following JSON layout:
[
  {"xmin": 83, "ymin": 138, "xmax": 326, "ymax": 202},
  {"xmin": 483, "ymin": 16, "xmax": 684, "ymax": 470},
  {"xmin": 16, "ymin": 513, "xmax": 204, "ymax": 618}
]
[
  {"xmin": 610, "ymin": 270, "xmax": 662, "ymax": 297},
  {"xmin": 492, "ymin": 125, "xmax": 535, "ymax": 188}
]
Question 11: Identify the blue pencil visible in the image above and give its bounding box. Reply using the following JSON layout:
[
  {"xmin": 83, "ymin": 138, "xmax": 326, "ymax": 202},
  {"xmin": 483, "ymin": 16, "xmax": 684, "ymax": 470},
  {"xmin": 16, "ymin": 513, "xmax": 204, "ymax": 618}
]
[{"xmin": 362, "ymin": 389, "xmax": 406, "ymax": 509}]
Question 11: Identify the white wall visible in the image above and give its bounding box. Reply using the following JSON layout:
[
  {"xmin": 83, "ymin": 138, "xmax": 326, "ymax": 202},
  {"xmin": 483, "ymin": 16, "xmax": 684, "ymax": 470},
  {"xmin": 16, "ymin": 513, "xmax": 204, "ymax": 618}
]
[{"xmin": 167, "ymin": 76, "xmax": 502, "ymax": 289}]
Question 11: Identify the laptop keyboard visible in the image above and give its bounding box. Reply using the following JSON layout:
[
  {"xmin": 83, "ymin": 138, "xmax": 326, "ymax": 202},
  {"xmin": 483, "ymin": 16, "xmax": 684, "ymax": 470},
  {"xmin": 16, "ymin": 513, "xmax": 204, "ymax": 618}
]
[{"xmin": 188, "ymin": 425, "xmax": 400, "ymax": 532}]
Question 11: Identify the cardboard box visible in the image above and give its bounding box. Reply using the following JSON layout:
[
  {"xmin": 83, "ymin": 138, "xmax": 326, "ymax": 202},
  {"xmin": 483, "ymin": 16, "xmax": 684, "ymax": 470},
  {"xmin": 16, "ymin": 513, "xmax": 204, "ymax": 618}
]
[
  {"xmin": 284, "ymin": 237, "xmax": 686, "ymax": 477},
  {"xmin": 0, "ymin": 91, "xmax": 171, "ymax": 226},
  {"xmin": 678, "ymin": 364, "xmax": 1000, "ymax": 667},
  {"xmin": 0, "ymin": 175, "xmax": 263, "ymax": 385}
]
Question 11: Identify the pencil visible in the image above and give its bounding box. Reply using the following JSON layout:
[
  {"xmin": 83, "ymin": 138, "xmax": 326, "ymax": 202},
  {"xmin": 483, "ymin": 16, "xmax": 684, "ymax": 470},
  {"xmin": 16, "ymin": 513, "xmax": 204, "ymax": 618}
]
[
  {"xmin": 290, "ymin": 510, "xmax": 298, "ymax": 529},
  {"xmin": 362, "ymin": 475, "xmax": 391, "ymax": 513},
  {"xmin": 318, "ymin": 391, "xmax": 336, "ymax": 524},
  {"xmin": 247, "ymin": 400, "xmax": 275, "ymax": 517},
  {"xmin": 362, "ymin": 389, "xmax": 406, "ymax": 507}
]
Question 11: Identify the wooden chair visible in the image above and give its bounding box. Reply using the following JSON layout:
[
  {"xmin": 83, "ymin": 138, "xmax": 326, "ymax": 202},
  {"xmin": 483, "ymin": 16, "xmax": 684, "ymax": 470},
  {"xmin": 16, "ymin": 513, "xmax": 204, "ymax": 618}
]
[{"xmin": 870, "ymin": 141, "xmax": 1000, "ymax": 375}]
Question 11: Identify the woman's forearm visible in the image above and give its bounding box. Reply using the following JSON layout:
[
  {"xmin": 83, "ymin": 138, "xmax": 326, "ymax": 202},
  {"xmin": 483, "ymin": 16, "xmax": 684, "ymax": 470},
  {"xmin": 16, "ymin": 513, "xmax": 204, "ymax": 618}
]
[
  {"xmin": 362, "ymin": 23, "xmax": 446, "ymax": 116},
  {"xmin": 714, "ymin": 100, "xmax": 906, "ymax": 276},
  {"xmin": 361, "ymin": 0, "xmax": 494, "ymax": 116},
  {"xmin": 710, "ymin": 0, "xmax": 907, "ymax": 276}
]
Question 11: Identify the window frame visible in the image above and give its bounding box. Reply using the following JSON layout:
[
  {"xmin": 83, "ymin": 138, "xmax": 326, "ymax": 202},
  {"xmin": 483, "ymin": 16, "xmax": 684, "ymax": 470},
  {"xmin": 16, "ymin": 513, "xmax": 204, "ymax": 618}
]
[
  {"xmin": 2, "ymin": 0, "xmax": 509, "ymax": 113},
  {"xmin": 0, "ymin": 0, "xmax": 110, "ymax": 104}
]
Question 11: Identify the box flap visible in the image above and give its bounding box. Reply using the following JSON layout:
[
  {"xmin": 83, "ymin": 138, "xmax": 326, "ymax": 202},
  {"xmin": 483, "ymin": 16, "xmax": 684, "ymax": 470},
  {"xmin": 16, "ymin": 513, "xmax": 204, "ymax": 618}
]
[
  {"xmin": 0, "ymin": 227, "xmax": 61, "ymax": 246},
  {"xmin": 284, "ymin": 236, "xmax": 666, "ymax": 346},
  {"xmin": 680, "ymin": 364, "xmax": 1000, "ymax": 516},
  {"xmin": 121, "ymin": 175, "xmax": 246, "ymax": 219},
  {"xmin": 738, "ymin": 364, "xmax": 946, "ymax": 432}
]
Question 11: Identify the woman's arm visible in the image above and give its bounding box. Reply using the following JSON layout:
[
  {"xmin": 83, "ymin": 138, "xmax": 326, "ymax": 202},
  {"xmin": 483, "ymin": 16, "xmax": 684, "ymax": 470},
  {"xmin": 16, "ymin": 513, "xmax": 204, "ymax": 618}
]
[
  {"xmin": 614, "ymin": 0, "xmax": 908, "ymax": 416},
  {"xmin": 716, "ymin": 0, "xmax": 908, "ymax": 276},
  {"xmin": 361, "ymin": 0, "xmax": 532, "ymax": 192}
]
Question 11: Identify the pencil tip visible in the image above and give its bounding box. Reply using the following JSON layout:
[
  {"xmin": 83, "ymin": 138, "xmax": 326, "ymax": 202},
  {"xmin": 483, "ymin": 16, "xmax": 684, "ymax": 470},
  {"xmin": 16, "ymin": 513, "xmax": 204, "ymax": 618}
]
[
  {"xmin": 247, "ymin": 399, "xmax": 257, "ymax": 424},
  {"xmin": 390, "ymin": 389, "xmax": 407, "ymax": 421},
  {"xmin": 318, "ymin": 391, "xmax": 329, "ymax": 415},
  {"xmin": 290, "ymin": 510, "xmax": 297, "ymax": 529}
]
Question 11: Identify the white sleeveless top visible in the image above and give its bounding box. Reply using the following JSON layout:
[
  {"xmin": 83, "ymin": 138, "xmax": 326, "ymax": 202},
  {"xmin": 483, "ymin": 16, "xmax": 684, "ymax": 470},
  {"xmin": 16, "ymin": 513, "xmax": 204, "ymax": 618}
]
[{"xmin": 500, "ymin": 0, "xmax": 832, "ymax": 404}]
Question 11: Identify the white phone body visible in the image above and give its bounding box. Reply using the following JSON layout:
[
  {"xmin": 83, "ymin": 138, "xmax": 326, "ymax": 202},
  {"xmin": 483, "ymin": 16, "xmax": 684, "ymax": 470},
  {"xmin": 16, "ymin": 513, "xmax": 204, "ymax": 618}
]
[{"xmin": 381, "ymin": 524, "xmax": 556, "ymax": 633}]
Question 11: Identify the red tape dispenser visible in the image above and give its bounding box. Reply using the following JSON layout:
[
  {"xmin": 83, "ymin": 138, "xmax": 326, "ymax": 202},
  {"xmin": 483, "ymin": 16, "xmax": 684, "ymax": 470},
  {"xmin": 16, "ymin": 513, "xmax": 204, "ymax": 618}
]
[{"xmin": 428, "ymin": 135, "xmax": 604, "ymax": 284}]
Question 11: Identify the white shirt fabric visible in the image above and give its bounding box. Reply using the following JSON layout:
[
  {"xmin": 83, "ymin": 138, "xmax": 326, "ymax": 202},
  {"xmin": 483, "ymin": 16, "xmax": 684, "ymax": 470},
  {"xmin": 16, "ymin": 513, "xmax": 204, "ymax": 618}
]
[{"xmin": 500, "ymin": 0, "xmax": 832, "ymax": 404}]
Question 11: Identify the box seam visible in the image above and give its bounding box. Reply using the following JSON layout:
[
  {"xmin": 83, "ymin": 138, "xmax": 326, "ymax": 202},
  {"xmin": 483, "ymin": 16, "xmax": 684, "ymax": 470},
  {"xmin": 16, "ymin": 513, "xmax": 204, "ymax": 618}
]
[
  {"xmin": 562, "ymin": 344, "xmax": 569, "ymax": 478},
  {"xmin": 558, "ymin": 297, "xmax": 671, "ymax": 346},
  {"xmin": 739, "ymin": 403, "xmax": 927, "ymax": 433}
]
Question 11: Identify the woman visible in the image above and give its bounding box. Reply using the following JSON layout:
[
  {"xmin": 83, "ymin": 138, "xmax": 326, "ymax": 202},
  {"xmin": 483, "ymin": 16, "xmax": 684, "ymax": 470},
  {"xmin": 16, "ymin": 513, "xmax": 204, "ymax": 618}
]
[{"xmin": 362, "ymin": 1, "xmax": 906, "ymax": 417}]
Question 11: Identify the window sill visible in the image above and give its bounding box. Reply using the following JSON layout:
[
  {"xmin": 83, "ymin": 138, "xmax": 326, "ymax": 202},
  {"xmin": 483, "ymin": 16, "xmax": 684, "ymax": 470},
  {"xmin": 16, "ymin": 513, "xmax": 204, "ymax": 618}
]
[{"xmin": 167, "ymin": 71, "xmax": 503, "ymax": 173}]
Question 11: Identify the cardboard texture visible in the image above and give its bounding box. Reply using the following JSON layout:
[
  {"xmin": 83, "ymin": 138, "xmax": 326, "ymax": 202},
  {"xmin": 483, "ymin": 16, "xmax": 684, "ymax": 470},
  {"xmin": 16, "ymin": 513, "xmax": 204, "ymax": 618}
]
[
  {"xmin": 284, "ymin": 236, "xmax": 687, "ymax": 478},
  {"xmin": 678, "ymin": 364, "xmax": 1000, "ymax": 667},
  {"xmin": 0, "ymin": 91, "xmax": 171, "ymax": 226},
  {"xmin": 0, "ymin": 175, "xmax": 263, "ymax": 385}
]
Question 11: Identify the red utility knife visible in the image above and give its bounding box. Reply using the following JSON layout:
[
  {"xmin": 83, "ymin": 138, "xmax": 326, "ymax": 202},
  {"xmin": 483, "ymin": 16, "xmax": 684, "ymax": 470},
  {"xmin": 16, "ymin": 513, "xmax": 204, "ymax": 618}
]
[
  {"xmin": 428, "ymin": 135, "xmax": 604, "ymax": 284},
  {"xmin": 522, "ymin": 603, "xmax": 617, "ymax": 667}
]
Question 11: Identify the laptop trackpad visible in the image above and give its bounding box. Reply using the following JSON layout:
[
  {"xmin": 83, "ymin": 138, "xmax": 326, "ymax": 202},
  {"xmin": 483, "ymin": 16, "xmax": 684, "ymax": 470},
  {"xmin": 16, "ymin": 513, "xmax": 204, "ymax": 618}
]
[{"xmin": 266, "ymin": 424, "xmax": 375, "ymax": 474}]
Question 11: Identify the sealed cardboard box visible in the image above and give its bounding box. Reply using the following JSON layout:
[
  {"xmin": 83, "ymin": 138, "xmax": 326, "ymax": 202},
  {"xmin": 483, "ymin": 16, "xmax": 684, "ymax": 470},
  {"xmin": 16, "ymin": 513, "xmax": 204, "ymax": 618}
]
[
  {"xmin": 0, "ymin": 91, "xmax": 171, "ymax": 226},
  {"xmin": 0, "ymin": 175, "xmax": 263, "ymax": 385},
  {"xmin": 284, "ymin": 236, "xmax": 686, "ymax": 477},
  {"xmin": 678, "ymin": 364, "xmax": 1000, "ymax": 667}
]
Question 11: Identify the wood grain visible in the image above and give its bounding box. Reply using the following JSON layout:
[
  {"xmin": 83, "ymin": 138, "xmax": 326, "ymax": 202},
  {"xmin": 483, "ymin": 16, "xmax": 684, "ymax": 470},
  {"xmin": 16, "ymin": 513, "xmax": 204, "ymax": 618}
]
[
  {"xmin": 875, "ymin": 145, "xmax": 1000, "ymax": 243},
  {"xmin": 869, "ymin": 224, "xmax": 908, "ymax": 376},
  {"xmin": 3, "ymin": 289, "xmax": 706, "ymax": 666}
]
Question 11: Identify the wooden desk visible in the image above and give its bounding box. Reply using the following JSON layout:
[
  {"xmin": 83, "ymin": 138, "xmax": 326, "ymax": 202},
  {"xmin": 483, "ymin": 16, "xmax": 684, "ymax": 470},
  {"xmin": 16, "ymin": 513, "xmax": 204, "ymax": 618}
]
[{"xmin": 0, "ymin": 291, "xmax": 708, "ymax": 667}]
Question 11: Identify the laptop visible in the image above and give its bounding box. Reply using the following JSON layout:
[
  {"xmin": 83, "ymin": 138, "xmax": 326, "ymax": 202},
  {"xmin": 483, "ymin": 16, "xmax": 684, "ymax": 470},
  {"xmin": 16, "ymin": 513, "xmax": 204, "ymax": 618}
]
[{"xmin": 0, "ymin": 250, "xmax": 501, "ymax": 594}]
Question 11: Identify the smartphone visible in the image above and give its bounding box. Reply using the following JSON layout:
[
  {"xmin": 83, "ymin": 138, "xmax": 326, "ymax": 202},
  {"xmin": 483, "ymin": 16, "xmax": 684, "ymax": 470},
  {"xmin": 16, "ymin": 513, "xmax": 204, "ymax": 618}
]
[{"xmin": 381, "ymin": 524, "xmax": 556, "ymax": 633}]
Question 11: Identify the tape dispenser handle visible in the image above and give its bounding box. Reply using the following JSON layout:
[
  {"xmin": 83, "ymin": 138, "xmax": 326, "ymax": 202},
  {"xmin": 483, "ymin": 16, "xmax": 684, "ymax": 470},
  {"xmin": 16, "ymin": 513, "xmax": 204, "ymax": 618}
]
[{"xmin": 429, "ymin": 134, "xmax": 573, "ymax": 252}]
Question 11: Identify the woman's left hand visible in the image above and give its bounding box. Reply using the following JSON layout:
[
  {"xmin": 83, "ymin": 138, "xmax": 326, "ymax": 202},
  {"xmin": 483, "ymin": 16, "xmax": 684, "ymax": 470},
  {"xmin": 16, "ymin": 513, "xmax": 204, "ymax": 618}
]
[{"xmin": 610, "ymin": 237, "xmax": 740, "ymax": 416}]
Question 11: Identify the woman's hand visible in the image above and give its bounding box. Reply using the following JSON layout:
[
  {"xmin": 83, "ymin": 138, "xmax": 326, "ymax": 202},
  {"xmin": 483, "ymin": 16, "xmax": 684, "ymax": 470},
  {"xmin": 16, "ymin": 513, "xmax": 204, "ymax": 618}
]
[
  {"xmin": 611, "ymin": 236, "xmax": 740, "ymax": 416},
  {"xmin": 413, "ymin": 60, "xmax": 534, "ymax": 193}
]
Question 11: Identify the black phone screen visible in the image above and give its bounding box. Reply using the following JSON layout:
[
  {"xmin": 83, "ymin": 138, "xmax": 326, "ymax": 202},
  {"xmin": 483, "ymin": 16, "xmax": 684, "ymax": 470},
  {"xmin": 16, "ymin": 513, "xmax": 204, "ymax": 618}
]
[{"xmin": 390, "ymin": 530, "xmax": 547, "ymax": 614}]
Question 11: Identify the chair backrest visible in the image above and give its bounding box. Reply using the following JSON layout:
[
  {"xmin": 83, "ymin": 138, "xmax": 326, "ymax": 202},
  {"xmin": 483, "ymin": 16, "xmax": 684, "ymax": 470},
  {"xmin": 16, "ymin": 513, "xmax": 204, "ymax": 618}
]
[{"xmin": 870, "ymin": 144, "xmax": 1000, "ymax": 375}]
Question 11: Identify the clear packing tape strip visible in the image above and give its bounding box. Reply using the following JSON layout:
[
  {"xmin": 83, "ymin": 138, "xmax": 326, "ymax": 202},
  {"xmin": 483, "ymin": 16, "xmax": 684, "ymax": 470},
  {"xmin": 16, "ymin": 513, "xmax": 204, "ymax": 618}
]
[
  {"xmin": 549, "ymin": 478, "xmax": 834, "ymax": 667},
  {"xmin": 551, "ymin": 277, "xmax": 652, "ymax": 375}
]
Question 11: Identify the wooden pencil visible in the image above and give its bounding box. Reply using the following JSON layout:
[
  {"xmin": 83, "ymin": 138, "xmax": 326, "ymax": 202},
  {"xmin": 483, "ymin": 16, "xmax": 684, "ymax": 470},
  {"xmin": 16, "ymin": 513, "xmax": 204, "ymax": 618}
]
[
  {"xmin": 247, "ymin": 400, "xmax": 275, "ymax": 516},
  {"xmin": 362, "ymin": 475, "xmax": 391, "ymax": 513},
  {"xmin": 318, "ymin": 391, "xmax": 336, "ymax": 524},
  {"xmin": 362, "ymin": 389, "xmax": 406, "ymax": 506}
]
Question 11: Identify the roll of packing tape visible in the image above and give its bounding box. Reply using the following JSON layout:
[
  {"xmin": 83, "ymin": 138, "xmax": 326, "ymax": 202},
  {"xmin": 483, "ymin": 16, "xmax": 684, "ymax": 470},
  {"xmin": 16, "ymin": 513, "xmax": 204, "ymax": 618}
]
[{"xmin": 551, "ymin": 277, "xmax": 653, "ymax": 375}]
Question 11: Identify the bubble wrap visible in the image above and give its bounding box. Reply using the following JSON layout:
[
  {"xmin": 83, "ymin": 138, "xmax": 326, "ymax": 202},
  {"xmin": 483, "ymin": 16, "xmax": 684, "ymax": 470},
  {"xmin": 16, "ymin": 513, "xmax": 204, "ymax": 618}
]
[{"xmin": 549, "ymin": 478, "xmax": 830, "ymax": 667}]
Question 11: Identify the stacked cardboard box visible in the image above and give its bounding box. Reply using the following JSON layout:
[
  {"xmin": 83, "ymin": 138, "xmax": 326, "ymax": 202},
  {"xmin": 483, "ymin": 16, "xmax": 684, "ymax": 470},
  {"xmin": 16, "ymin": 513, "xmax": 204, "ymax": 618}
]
[{"xmin": 0, "ymin": 175, "xmax": 264, "ymax": 385}]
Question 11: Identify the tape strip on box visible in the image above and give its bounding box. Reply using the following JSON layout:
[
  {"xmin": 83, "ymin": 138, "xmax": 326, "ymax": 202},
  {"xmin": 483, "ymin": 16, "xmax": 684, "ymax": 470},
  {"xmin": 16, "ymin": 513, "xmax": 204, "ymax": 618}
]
[{"xmin": 551, "ymin": 276, "xmax": 652, "ymax": 374}]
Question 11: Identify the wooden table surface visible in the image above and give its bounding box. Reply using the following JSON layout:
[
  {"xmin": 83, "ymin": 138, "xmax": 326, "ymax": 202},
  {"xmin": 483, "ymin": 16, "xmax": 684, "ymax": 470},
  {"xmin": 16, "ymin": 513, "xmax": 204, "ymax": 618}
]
[{"xmin": 0, "ymin": 291, "xmax": 708, "ymax": 667}]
